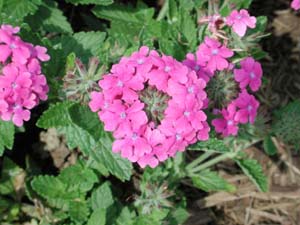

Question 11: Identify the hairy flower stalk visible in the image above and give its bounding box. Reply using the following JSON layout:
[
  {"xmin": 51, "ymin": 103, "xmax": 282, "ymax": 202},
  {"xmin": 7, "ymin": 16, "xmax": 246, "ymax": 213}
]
[{"xmin": 63, "ymin": 56, "xmax": 104, "ymax": 104}]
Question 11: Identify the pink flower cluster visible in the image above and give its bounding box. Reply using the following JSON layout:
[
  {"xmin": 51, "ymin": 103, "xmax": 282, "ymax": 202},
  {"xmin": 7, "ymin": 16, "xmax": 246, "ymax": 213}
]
[
  {"xmin": 0, "ymin": 25, "xmax": 50, "ymax": 126},
  {"xmin": 291, "ymin": 0, "xmax": 300, "ymax": 10},
  {"xmin": 89, "ymin": 46, "xmax": 209, "ymax": 168},
  {"xmin": 199, "ymin": 9, "xmax": 256, "ymax": 37},
  {"xmin": 183, "ymin": 37, "xmax": 262, "ymax": 137}
]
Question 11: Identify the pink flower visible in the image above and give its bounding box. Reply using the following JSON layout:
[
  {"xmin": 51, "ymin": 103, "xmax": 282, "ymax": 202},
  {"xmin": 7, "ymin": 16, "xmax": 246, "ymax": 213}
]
[
  {"xmin": 226, "ymin": 9, "xmax": 256, "ymax": 37},
  {"xmin": 113, "ymin": 130, "xmax": 152, "ymax": 163},
  {"xmin": 196, "ymin": 37, "xmax": 234, "ymax": 73},
  {"xmin": 234, "ymin": 57, "xmax": 263, "ymax": 92},
  {"xmin": 234, "ymin": 90, "xmax": 259, "ymax": 124},
  {"xmin": 0, "ymin": 24, "xmax": 50, "ymax": 126},
  {"xmin": 165, "ymin": 95, "xmax": 207, "ymax": 133},
  {"xmin": 89, "ymin": 46, "xmax": 209, "ymax": 168},
  {"xmin": 212, "ymin": 103, "xmax": 239, "ymax": 137},
  {"xmin": 291, "ymin": 0, "xmax": 300, "ymax": 10},
  {"xmin": 99, "ymin": 64, "xmax": 144, "ymax": 102},
  {"xmin": 99, "ymin": 100, "xmax": 147, "ymax": 137},
  {"xmin": 183, "ymin": 53, "xmax": 211, "ymax": 82}
]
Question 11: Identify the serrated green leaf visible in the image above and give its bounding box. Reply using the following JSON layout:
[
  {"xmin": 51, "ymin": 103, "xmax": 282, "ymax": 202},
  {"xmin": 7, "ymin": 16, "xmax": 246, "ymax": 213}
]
[
  {"xmin": 66, "ymin": 0, "xmax": 113, "ymax": 5},
  {"xmin": 25, "ymin": 0, "xmax": 73, "ymax": 33},
  {"xmin": 1, "ymin": 0, "xmax": 42, "ymax": 22},
  {"xmin": 91, "ymin": 136, "xmax": 133, "ymax": 181},
  {"xmin": 36, "ymin": 102, "xmax": 74, "ymax": 128},
  {"xmin": 115, "ymin": 207, "xmax": 136, "ymax": 225},
  {"xmin": 0, "ymin": 120, "xmax": 15, "ymax": 156},
  {"xmin": 58, "ymin": 31, "xmax": 106, "ymax": 63},
  {"xmin": 91, "ymin": 182, "xmax": 114, "ymax": 210},
  {"xmin": 59, "ymin": 163, "xmax": 98, "ymax": 193},
  {"xmin": 191, "ymin": 169, "xmax": 236, "ymax": 192},
  {"xmin": 189, "ymin": 137, "xmax": 231, "ymax": 153},
  {"xmin": 263, "ymin": 135, "xmax": 277, "ymax": 156},
  {"xmin": 88, "ymin": 208, "xmax": 106, "ymax": 225},
  {"xmin": 166, "ymin": 207, "xmax": 189, "ymax": 225},
  {"xmin": 0, "ymin": 158, "xmax": 24, "ymax": 196},
  {"xmin": 58, "ymin": 125, "xmax": 97, "ymax": 155},
  {"xmin": 235, "ymin": 158, "xmax": 268, "ymax": 192},
  {"xmin": 69, "ymin": 200, "xmax": 90, "ymax": 223}
]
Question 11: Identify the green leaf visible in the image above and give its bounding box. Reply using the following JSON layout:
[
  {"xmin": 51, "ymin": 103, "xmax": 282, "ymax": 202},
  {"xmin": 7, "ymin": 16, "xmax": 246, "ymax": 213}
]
[
  {"xmin": 0, "ymin": 158, "xmax": 24, "ymax": 196},
  {"xmin": 115, "ymin": 207, "xmax": 136, "ymax": 225},
  {"xmin": 91, "ymin": 182, "xmax": 114, "ymax": 210},
  {"xmin": 166, "ymin": 207, "xmax": 189, "ymax": 225},
  {"xmin": 69, "ymin": 200, "xmax": 90, "ymax": 223},
  {"xmin": 91, "ymin": 137, "xmax": 133, "ymax": 181},
  {"xmin": 36, "ymin": 102, "xmax": 74, "ymax": 128},
  {"xmin": 58, "ymin": 163, "xmax": 98, "ymax": 193},
  {"xmin": 88, "ymin": 208, "xmax": 106, "ymax": 225},
  {"xmin": 191, "ymin": 169, "xmax": 236, "ymax": 192},
  {"xmin": 66, "ymin": 0, "xmax": 113, "ymax": 5},
  {"xmin": 263, "ymin": 135, "xmax": 277, "ymax": 156},
  {"xmin": 25, "ymin": 0, "xmax": 73, "ymax": 33},
  {"xmin": 0, "ymin": 120, "xmax": 15, "ymax": 156},
  {"xmin": 58, "ymin": 31, "xmax": 106, "ymax": 63},
  {"xmin": 1, "ymin": 0, "xmax": 42, "ymax": 22},
  {"xmin": 189, "ymin": 137, "xmax": 231, "ymax": 153},
  {"xmin": 38, "ymin": 103, "xmax": 132, "ymax": 181},
  {"xmin": 235, "ymin": 158, "xmax": 268, "ymax": 192}
]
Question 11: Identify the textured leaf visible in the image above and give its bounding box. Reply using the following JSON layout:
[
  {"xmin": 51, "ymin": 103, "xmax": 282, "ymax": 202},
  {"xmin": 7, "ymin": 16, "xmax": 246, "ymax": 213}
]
[
  {"xmin": 88, "ymin": 208, "xmax": 106, "ymax": 225},
  {"xmin": 189, "ymin": 137, "xmax": 231, "ymax": 153},
  {"xmin": 69, "ymin": 200, "xmax": 90, "ymax": 223},
  {"xmin": 235, "ymin": 158, "xmax": 268, "ymax": 192},
  {"xmin": 58, "ymin": 125, "xmax": 97, "ymax": 155},
  {"xmin": 59, "ymin": 163, "xmax": 98, "ymax": 193},
  {"xmin": 66, "ymin": 0, "xmax": 113, "ymax": 5},
  {"xmin": 1, "ymin": 0, "xmax": 42, "ymax": 22},
  {"xmin": 0, "ymin": 120, "xmax": 15, "ymax": 156},
  {"xmin": 92, "ymin": 4, "xmax": 154, "ymax": 24},
  {"xmin": 59, "ymin": 31, "xmax": 106, "ymax": 63},
  {"xmin": 263, "ymin": 135, "xmax": 277, "ymax": 156},
  {"xmin": 91, "ymin": 182, "xmax": 114, "ymax": 210},
  {"xmin": 36, "ymin": 102, "xmax": 74, "ymax": 128},
  {"xmin": 25, "ymin": 0, "xmax": 73, "ymax": 33},
  {"xmin": 91, "ymin": 135, "xmax": 133, "ymax": 181},
  {"xmin": 191, "ymin": 169, "xmax": 236, "ymax": 192}
]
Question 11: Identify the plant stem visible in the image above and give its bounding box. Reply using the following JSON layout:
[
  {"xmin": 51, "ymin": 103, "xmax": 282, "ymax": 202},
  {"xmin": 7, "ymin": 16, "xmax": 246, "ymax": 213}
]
[
  {"xmin": 157, "ymin": 0, "xmax": 169, "ymax": 21},
  {"xmin": 186, "ymin": 152, "xmax": 214, "ymax": 171},
  {"xmin": 189, "ymin": 152, "xmax": 237, "ymax": 174}
]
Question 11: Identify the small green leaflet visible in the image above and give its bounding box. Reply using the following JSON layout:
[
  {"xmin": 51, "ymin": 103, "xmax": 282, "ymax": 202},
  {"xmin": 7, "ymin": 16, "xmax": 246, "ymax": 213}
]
[
  {"xmin": 188, "ymin": 137, "xmax": 231, "ymax": 153},
  {"xmin": 66, "ymin": 0, "xmax": 113, "ymax": 6},
  {"xmin": 88, "ymin": 208, "xmax": 106, "ymax": 225},
  {"xmin": 25, "ymin": 0, "xmax": 73, "ymax": 33},
  {"xmin": 91, "ymin": 181, "xmax": 114, "ymax": 210},
  {"xmin": 235, "ymin": 158, "xmax": 268, "ymax": 192},
  {"xmin": 1, "ymin": 0, "xmax": 42, "ymax": 24},
  {"xmin": 191, "ymin": 169, "xmax": 236, "ymax": 192},
  {"xmin": 0, "ymin": 120, "xmax": 15, "ymax": 156},
  {"xmin": 36, "ymin": 102, "xmax": 133, "ymax": 181}
]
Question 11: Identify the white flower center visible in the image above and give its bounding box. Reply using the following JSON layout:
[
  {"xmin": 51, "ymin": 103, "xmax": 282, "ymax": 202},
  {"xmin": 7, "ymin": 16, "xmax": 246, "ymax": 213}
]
[
  {"xmin": 184, "ymin": 111, "xmax": 190, "ymax": 117},
  {"xmin": 247, "ymin": 105, "xmax": 253, "ymax": 111},
  {"xmin": 120, "ymin": 112, "xmax": 126, "ymax": 119},
  {"xmin": 164, "ymin": 66, "xmax": 171, "ymax": 72},
  {"xmin": 176, "ymin": 133, "xmax": 182, "ymax": 141},
  {"xmin": 227, "ymin": 120, "xmax": 233, "ymax": 126},
  {"xmin": 250, "ymin": 72, "xmax": 255, "ymax": 79},
  {"xmin": 10, "ymin": 43, "xmax": 16, "ymax": 49},
  {"xmin": 137, "ymin": 58, "xmax": 144, "ymax": 65},
  {"xmin": 212, "ymin": 49, "xmax": 219, "ymax": 55},
  {"xmin": 132, "ymin": 133, "xmax": 138, "ymax": 141},
  {"xmin": 194, "ymin": 65, "xmax": 200, "ymax": 71},
  {"xmin": 117, "ymin": 80, "xmax": 124, "ymax": 87},
  {"xmin": 236, "ymin": 15, "xmax": 242, "ymax": 20},
  {"xmin": 188, "ymin": 86, "xmax": 194, "ymax": 93}
]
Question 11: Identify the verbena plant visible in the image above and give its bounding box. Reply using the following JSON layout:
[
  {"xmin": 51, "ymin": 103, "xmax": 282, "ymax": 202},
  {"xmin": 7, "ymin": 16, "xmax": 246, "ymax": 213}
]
[{"xmin": 0, "ymin": 0, "xmax": 298, "ymax": 224}]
